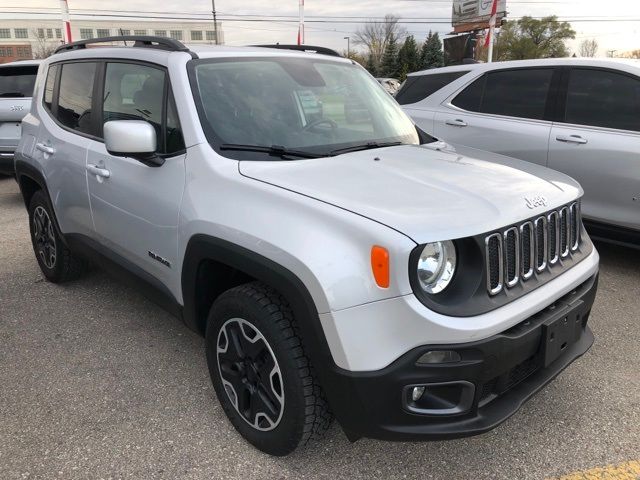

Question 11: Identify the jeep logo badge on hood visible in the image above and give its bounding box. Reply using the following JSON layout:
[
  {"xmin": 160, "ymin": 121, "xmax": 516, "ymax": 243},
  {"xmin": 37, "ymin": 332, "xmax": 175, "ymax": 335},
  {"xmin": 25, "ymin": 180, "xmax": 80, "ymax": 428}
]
[{"xmin": 525, "ymin": 195, "xmax": 548, "ymax": 209}]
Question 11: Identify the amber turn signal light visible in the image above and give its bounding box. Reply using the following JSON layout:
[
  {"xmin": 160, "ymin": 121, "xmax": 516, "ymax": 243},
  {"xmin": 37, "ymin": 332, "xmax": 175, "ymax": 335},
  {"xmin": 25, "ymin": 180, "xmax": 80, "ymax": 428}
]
[{"xmin": 371, "ymin": 246, "xmax": 390, "ymax": 288}]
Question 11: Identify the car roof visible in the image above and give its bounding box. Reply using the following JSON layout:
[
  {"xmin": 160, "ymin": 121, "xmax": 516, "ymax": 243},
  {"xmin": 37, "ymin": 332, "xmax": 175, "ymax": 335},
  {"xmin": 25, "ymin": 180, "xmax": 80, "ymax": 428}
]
[
  {"xmin": 45, "ymin": 44, "xmax": 352, "ymax": 67},
  {"xmin": 408, "ymin": 57, "xmax": 640, "ymax": 77},
  {"xmin": 0, "ymin": 59, "xmax": 42, "ymax": 68}
]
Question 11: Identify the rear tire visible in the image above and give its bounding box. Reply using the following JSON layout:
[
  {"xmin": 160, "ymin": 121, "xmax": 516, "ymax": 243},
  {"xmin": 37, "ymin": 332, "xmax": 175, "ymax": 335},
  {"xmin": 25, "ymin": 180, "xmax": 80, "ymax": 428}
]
[
  {"xmin": 28, "ymin": 190, "xmax": 88, "ymax": 283},
  {"xmin": 205, "ymin": 281, "xmax": 332, "ymax": 456}
]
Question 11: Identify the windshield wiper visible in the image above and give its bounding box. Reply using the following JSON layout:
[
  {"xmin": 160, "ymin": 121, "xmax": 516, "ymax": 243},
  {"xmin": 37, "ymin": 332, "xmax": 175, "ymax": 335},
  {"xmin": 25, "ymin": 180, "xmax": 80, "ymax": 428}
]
[
  {"xmin": 0, "ymin": 92, "xmax": 26, "ymax": 98},
  {"xmin": 328, "ymin": 141, "xmax": 404, "ymax": 156},
  {"xmin": 220, "ymin": 143, "xmax": 323, "ymax": 159}
]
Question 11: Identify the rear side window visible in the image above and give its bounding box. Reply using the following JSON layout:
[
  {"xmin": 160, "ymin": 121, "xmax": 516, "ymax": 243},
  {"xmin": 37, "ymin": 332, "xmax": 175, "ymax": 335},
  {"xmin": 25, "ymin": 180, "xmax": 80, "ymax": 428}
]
[
  {"xmin": 452, "ymin": 68, "xmax": 554, "ymax": 120},
  {"xmin": 57, "ymin": 62, "xmax": 97, "ymax": 135},
  {"xmin": 564, "ymin": 68, "xmax": 640, "ymax": 132},
  {"xmin": 43, "ymin": 64, "xmax": 58, "ymax": 111},
  {"xmin": 0, "ymin": 65, "xmax": 38, "ymax": 98},
  {"xmin": 395, "ymin": 71, "xmax": 469, "ymax": 105}
]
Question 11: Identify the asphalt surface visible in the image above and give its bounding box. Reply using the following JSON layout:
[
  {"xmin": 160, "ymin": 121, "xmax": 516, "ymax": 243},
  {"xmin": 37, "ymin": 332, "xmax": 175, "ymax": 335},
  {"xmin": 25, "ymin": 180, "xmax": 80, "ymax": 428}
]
[{"xmin": 0, "ymin": 175, "xmax": 638, "ymax": 480}]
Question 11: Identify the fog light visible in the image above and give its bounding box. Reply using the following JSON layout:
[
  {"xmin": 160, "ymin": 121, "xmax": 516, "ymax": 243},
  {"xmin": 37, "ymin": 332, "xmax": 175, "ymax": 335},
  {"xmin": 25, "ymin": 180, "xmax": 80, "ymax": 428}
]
[
  {"xmin": 417, "ymin": 350, "xmax": 461, "ymax": 365},
  {"xmin": 412, "ymin": 386, "xmax": 426, "ymax": 401}
]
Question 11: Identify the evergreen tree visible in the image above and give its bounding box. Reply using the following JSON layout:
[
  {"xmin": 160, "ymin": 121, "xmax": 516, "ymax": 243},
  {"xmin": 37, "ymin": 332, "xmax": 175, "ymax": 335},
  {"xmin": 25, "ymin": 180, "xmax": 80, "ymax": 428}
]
[
  {"xmin": 420, "ymin": 31, "xmax": 444, "ymax": 69},
  {"xmin": 397, "ymin": 35, "xmax": 420, "ymax": 80},
  {"xmin": 380, "ymin": 33, "xmax": 400, "ymax": 78},
  {"xmin": 365, "ymin": 53, "xmax": 378, "ymax": 76}
]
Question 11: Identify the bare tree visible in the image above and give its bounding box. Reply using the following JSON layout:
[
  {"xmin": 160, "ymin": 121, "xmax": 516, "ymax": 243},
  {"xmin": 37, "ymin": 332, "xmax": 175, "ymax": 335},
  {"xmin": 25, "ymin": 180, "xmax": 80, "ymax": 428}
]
[
  {"xmin": 31, "ymin": 29, "xmax": 58, "ymax": 59},
  {"xmin": 354, "ymin": 14, "xmax": 406, "ymax": 68},
  {"xmin": 579, "ymin": 38, "xmax": 598, "ymax": 57}
]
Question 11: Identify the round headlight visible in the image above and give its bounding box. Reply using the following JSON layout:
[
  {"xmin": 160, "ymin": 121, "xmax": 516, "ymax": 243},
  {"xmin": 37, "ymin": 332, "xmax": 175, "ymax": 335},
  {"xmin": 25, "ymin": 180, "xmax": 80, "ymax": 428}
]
[{"xmin": 416, "ymin": 241, "xmax": 457, "ymax": 294}]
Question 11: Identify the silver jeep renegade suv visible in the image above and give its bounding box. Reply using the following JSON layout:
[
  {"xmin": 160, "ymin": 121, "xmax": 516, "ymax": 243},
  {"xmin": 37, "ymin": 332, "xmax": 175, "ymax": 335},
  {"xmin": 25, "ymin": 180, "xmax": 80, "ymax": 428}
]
[{"xmin": 15, "ymin": 37, "xmax": 600, "ymax": 456}]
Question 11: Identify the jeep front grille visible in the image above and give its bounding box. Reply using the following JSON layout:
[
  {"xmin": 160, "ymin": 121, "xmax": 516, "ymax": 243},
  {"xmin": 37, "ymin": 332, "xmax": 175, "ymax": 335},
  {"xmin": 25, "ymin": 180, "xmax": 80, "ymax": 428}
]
[{"xmin": 485, "ymin": 202, "xmax": 581, "ymax": 296}]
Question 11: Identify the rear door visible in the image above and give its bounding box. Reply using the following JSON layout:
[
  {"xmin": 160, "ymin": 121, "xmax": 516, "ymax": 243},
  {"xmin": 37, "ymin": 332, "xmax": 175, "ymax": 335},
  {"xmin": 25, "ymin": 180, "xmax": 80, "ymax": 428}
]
[
  {"xmin": 31, "ymin": 61, "xmax": 97, "ymax": 237},
  {"xmin": 0, "ymin": 64, "xmax": 38, "ymax": 161},
  {"xmin": 433, "ymin": 67, "xmax": 557, "ymax": 166},
  {"xmin": 85, "ymin": 61, "xmax": 186, "ymax": 290},
  {"xmin": 548, "ymin": 67, "xmax": 640, "ymax": 230}
]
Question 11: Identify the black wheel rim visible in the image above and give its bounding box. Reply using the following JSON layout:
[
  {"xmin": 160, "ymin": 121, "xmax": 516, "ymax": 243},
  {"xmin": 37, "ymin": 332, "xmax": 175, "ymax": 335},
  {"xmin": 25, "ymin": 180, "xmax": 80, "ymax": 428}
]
[
  {"xmin": 33, "ymin": 205, "xmax": 57, "ymax": 269},
  {"xmin": 216, "ymin": 318, "xmax": 284, "ymax": 431}
]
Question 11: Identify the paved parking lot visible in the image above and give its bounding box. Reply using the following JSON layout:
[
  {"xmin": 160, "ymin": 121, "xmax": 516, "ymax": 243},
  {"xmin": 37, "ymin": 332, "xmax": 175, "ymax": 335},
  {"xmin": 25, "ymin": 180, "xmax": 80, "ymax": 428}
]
[{"xmin": 1, "ymin": 175, "xmax": 638, "ymax": 479}]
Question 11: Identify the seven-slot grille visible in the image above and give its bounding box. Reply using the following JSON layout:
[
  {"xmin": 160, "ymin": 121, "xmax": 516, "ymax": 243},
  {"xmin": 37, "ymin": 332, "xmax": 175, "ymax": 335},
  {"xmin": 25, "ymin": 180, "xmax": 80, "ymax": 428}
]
[{"xmin": 485, "ymin": 202, "xmax": 581, "ymax": 295}]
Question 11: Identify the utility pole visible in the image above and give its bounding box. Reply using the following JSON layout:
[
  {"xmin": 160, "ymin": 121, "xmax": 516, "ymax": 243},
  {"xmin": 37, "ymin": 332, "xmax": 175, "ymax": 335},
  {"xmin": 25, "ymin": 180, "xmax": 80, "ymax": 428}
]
[
  {"xmin": 297, "ymin": 0, "xmax": 305, "ymax": 45},
  {"xmin": 59, "ymin": 0, "xmax": 72, "ymax": 43},
  {"xmin": 344, "ymin": 36, "xmax": 350, "ymax": 56},
  {"xmin": 212, "ymin": 0, "xmax": 219, "ymax": 45}
]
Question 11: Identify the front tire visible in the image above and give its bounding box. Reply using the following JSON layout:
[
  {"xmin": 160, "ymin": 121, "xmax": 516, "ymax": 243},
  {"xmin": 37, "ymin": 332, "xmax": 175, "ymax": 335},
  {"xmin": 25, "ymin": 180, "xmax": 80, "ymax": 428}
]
[
  {"xmin": 205, "ymin": 282, "xmax": 332, "ymax": 456},
  {"xmin": 28, "ymin": 190, "xmax": 87, "ymax": 283}
]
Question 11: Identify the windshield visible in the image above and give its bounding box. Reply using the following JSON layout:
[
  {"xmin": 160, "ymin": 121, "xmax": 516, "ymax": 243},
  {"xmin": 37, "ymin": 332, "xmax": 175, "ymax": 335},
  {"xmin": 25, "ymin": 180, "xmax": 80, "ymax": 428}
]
[
  {"xmin": 0, "ymin": 66, "xmax": 38, "ymax": 98},
  {"xmin": 190, "ymin": 57, "xmax": 420, "ymax": 159}
]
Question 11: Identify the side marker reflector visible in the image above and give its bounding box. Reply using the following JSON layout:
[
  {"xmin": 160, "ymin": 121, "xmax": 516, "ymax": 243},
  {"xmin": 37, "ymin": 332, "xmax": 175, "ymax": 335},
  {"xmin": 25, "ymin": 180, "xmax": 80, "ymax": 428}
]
[{"xmin": 371, "ymin": 245, "xmax": 390, "ymax": 288}]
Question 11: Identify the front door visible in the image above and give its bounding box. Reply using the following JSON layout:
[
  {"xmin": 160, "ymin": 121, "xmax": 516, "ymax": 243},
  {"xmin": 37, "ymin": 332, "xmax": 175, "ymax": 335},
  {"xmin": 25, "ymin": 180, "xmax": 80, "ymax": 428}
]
[
  {"xmin": 85, "ymin": 61, "xmax": 186, "ymax": 291},
  {"xmin": 433, "ymin": 67, "xmax": 557, "ymax": 167}
]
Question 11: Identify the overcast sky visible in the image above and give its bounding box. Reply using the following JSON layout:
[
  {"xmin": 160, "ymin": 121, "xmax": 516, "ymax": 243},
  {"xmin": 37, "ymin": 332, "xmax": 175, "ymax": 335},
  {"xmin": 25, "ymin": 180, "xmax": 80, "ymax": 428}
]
[{"xmin": 5, "ymin": 0, "xmax": 640, "ymax": 56}]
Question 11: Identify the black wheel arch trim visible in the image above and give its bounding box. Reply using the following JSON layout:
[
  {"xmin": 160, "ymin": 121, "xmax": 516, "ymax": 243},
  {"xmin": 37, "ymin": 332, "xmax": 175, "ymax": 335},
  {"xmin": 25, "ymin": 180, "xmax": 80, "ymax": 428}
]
[
  {"xmin": 15, "ymin": 159, "xmax": 70, "ymax": 248},
  {"xmin": 181, "ymin": 234, "xmax": 362, "ymax": 431}
]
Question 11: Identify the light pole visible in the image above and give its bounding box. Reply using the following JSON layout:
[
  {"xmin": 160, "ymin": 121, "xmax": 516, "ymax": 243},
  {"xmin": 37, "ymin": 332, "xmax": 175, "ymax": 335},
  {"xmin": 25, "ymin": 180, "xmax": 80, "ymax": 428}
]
[
  {"xmin": 344, "ymin": 36, "xmax": 350, "ymax": 56},
  {"xmin": 212, "ymin": 0, "xmax": 219, "ymax": 45}
]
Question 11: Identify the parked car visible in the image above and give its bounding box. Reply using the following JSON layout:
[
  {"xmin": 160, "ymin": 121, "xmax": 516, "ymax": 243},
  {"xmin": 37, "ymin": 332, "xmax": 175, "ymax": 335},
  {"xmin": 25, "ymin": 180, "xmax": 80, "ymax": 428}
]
[
  {"xmin": 398, "ymin": 58, "xmax": 640, "ymax": 247},
  {"xmin": 0, "ymin": 60, "xmax": 41, "ymax": 176},
  {"xmin": 376, "ymin": 77, "xmax": 401, "ymax": 95},
  {"xmin": 16, "ymin": 37, "xmax": 599, "ymax": 456}
]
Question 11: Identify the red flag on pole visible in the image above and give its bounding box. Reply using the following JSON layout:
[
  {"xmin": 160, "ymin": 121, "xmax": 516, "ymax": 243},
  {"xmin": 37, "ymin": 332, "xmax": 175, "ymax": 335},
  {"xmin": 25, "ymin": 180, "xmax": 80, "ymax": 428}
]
[{"xmin": 484, "ymin": 0, "xmax": 498, "ymax": 47}]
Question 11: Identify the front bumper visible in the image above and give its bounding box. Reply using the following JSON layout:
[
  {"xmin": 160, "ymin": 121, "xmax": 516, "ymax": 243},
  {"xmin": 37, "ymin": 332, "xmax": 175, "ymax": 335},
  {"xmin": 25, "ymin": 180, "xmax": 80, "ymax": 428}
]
[{"xmin": 328, "ymin": 273, "xmax": 597, "ymax": 441}]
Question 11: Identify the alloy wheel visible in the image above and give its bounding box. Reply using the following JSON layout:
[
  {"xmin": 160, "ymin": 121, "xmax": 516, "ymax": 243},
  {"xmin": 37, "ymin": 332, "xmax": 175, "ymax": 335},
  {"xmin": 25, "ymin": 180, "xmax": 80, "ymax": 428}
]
[
  {"xmin": 33, "ymin": 206, "xmax": 57, "ymax": 269},
  {"xmin": 216, "ymin": 318, "xmax": 285, "ymax": 431}
]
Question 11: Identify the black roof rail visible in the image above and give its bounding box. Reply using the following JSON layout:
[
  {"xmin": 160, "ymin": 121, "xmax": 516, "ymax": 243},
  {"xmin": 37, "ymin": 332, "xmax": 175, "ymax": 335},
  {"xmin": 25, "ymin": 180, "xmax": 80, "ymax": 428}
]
[
  {"xmin": 253, "ymin": 44, "xmax": 342, "ymax": 57},
  {"xmin": 53, "ymin": 35, "xmax": 197, "ymax": 58}
]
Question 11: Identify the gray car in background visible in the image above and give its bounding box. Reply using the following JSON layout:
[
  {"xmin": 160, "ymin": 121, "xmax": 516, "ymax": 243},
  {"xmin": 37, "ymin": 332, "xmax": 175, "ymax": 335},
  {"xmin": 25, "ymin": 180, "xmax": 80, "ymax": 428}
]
[
  {"xmin": 398, "ymin": 58, "xmax": 640, "ymax": 247},
  {"xmin": 0, "ymin": 60, "xmax": 41, "ymax": 176}
]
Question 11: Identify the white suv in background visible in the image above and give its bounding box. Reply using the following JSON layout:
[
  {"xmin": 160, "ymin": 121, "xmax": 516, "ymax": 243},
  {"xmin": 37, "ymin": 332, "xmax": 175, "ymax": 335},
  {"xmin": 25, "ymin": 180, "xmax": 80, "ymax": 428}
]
[
  {"xmin": 15, "ymin": 37, "xmax": 599, "ymax": 455},
  {"xmin": 399, "ymin": 59, "xmax": 640, "ymax": 247},
  {"xmin": 0, "ymin": 60, "xmax": 41, "ymax": 176}
]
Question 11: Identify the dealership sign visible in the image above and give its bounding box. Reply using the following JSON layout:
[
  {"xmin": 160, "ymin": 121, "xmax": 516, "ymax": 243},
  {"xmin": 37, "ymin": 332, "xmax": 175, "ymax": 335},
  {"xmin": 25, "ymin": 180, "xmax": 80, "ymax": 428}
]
[{"xmin": 452, "ymin": 0, "xmax": 507, "ymax": 33}]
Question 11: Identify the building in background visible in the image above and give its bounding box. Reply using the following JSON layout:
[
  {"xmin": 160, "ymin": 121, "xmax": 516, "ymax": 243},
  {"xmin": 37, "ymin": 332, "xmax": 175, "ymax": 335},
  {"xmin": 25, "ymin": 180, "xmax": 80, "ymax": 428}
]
[{"xmin": 0, "ymin": 19, "xmax": 224, "ymax": 63}]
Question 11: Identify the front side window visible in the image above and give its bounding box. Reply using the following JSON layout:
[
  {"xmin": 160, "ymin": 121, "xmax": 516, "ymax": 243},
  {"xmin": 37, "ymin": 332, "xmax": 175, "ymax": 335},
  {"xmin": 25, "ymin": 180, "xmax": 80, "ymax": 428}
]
[
  {"xmin": 0, "ymin": 65, "xmax": 38, "ymax": 98},
  {"xmin": 191, "ymin": 57, "xmax": 419, "ymax": 159},
  {"xmin": 452, "ymin": 68, "xmax": 554, "ymax": 120},
  {"xmin": 102, "ymin": 62, "xmax": 184, "ymax": 155},
  {"xmin": 564, "ymin": 68, "xmax": 640, "ymax": 132},
  {"xmin": 57, "ymin": 62, "xmax": 97, "ymax": 134}
]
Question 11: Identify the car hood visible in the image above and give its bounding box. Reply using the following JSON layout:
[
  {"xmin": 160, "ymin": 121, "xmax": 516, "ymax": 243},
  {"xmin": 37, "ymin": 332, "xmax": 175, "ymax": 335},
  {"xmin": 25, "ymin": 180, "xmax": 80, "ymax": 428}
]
[{"xmin": 238, "ymin": 144, "xmax": 583, "ymax": 243}]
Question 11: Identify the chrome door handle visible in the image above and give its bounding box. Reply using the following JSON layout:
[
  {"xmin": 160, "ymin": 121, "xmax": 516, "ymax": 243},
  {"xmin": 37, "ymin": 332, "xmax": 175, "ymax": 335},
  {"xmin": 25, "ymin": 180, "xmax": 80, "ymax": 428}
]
[
  {"xmin": 445, "ymin": 118, "xmax": 468, "ymax": 127},
  {"xmin": 35, "ymin": 143, "xmax": 55, "ymax": 155},
  {"xmin": 86, "ymin": 164, "xmax": 111, "ymax": 178},
  {"xmin": 556, "ymin": 135, "xmax": 588, "ymax": 145}
]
